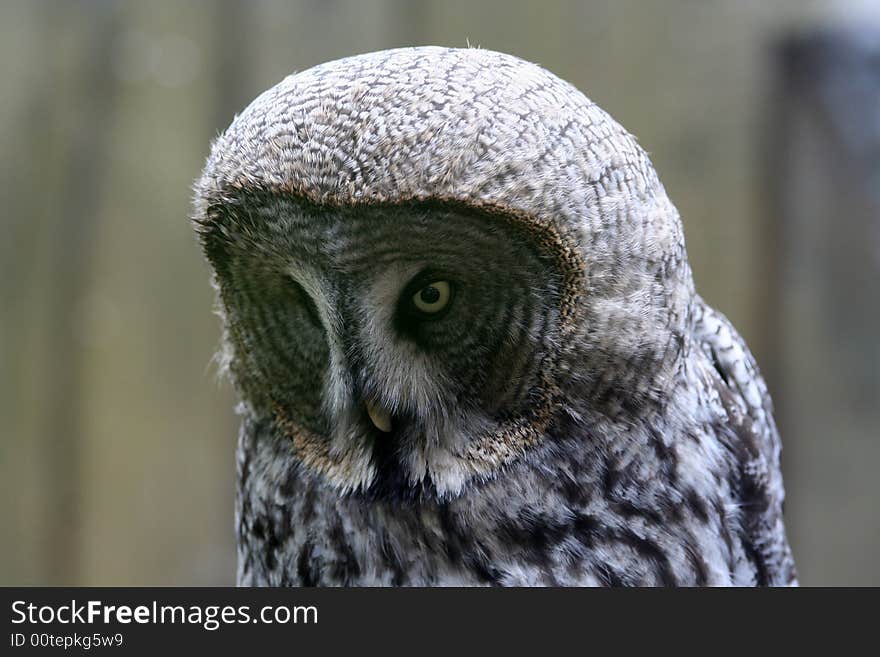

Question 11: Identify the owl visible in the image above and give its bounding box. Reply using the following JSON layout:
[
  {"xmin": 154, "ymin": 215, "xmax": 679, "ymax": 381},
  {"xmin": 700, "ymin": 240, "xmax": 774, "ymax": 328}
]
[{"xmin": 193, "ymin": 47, "xmax": 797, "ymax": 586}]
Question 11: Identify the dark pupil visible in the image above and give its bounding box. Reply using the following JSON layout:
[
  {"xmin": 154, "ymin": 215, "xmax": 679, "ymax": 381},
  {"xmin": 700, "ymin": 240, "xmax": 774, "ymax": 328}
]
[{"xmin": 419, "ymin": 285, "xmax": 441, "ymax": 304}]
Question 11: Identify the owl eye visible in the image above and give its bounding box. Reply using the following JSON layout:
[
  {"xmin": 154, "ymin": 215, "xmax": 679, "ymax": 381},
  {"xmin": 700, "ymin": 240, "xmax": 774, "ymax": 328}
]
[{"xmin": 411, "ymin": 280, "xmax": 451, "ymax": 316}]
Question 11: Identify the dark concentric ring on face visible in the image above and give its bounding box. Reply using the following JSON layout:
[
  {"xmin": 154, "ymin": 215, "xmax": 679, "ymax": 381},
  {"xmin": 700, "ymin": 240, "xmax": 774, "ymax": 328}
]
[{"xmin": 203, "ymin": 194, "xmax": 582, "ymax": 492}]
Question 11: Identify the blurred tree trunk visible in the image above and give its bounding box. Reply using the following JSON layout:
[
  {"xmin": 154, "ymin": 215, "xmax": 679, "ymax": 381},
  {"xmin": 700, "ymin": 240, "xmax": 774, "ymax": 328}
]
[
  {"xmin": 212, "ymin": 0, "xmax": 253, "ymax": 135},
  {"xmin": 763, "ymin": 29, "xmax": 880, "ymax": 584},
  {"xmin": 0, "ymin": 0, "xmax": 56, "ymax": 585},
  {"xmin": 38, "ymin": 0, "xmax": 121, "ymax": 584}
]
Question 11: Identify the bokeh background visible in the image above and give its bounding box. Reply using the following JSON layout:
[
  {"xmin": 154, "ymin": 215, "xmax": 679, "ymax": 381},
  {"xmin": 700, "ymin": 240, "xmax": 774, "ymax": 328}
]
[{"xmin": 2, "ymin": 0, "xmax": 878, "ymax": 586}]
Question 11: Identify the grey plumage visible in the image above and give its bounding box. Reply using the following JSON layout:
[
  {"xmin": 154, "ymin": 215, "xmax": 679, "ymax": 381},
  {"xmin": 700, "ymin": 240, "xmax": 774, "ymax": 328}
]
[{"xmin": 193, "ymin": 47, "xmax": 797, "ymax": 586}]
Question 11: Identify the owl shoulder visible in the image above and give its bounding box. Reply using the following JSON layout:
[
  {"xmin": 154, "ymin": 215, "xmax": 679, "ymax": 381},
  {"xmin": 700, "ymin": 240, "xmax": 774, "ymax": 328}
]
[{"xmin": 690, "ymin": 297, "xmax": 797, "ymax": 585}]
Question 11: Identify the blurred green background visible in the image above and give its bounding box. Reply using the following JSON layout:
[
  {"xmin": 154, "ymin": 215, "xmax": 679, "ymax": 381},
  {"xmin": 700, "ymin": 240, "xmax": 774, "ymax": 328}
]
[{"xmin": 2, "ymin": 0, "xmax": 878, "ymax": 586}]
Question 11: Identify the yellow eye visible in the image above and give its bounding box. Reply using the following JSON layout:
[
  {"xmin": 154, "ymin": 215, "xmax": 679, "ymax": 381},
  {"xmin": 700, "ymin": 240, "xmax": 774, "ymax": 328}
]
[{"xmin": 411, "ymin": 280, "xmax": 451, "ymax": 314}]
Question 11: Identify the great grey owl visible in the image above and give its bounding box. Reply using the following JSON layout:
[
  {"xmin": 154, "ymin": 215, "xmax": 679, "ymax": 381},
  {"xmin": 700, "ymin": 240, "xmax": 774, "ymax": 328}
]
[{"xmin": 193, "ymin": 47, "xmax": 797, "ymax": 586}]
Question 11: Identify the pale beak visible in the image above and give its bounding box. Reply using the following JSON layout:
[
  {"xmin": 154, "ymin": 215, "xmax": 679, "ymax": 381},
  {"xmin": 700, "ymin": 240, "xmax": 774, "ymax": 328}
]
[{"xmin": 365, "ymin": 400, "xmax": 393, "ymax": 433}]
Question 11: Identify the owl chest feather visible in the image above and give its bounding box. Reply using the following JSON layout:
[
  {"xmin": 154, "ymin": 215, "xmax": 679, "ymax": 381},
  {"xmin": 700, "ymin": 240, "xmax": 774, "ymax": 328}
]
[{"xmin": 235, "ymin": 399, "xmax": 760, "ymax": 587}]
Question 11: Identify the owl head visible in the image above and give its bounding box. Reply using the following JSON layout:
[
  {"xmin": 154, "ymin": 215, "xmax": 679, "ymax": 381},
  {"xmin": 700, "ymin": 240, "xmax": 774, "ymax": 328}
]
[{"xmin": 193, "ymin": 47, "xmax": 694, "ymax": 498}]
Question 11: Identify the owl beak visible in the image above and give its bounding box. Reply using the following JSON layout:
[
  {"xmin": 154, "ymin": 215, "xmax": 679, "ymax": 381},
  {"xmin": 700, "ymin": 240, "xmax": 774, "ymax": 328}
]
[{"xmin": 365, "ymin": 400, "xmax": 393, "ymax": 433}]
